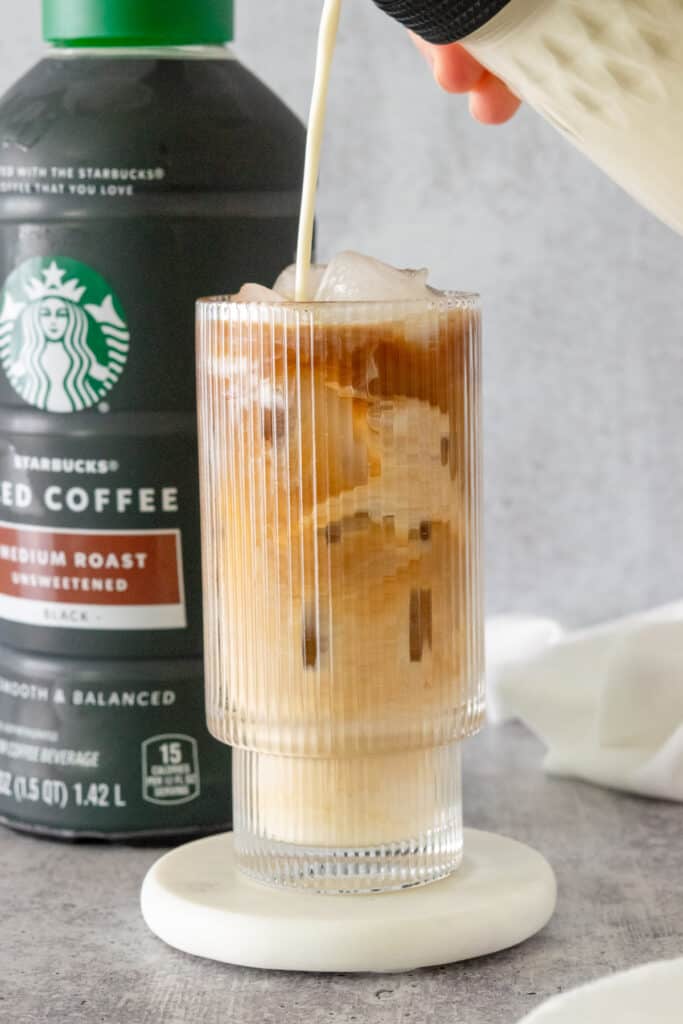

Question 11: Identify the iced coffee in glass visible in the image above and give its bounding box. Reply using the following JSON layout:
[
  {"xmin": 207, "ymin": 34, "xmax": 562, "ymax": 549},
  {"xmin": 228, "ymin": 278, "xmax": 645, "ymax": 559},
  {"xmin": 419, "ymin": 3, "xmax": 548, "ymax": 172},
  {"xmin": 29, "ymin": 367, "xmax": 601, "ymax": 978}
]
[{"xmin": 196, "ymin": 256, "xmax": 484, "ymax": 893}]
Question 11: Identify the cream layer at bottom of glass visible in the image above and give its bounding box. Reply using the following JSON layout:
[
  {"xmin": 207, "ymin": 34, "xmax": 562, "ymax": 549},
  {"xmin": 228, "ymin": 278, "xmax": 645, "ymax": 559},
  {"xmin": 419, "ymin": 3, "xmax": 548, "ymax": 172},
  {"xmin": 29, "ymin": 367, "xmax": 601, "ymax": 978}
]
[{"xmin": 233, "ymin": 741, "xmax": 463, "ymax": 893}]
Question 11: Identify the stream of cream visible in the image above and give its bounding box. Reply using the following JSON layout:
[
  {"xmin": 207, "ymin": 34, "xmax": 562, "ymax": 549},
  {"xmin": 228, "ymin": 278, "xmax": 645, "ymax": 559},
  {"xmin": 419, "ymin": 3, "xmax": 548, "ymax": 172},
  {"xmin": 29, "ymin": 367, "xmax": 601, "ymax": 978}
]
[{"xmin": 294, "ymin": 0, "xmax": 342, "ymax": 302}]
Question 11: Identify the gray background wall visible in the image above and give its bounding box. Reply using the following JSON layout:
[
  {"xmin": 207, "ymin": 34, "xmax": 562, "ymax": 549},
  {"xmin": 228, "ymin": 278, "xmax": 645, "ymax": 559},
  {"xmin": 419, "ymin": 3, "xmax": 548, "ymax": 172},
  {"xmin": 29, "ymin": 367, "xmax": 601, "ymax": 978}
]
[{"xmin": 2, "ymin": 0, "xmax": 682, "ymax": 628}]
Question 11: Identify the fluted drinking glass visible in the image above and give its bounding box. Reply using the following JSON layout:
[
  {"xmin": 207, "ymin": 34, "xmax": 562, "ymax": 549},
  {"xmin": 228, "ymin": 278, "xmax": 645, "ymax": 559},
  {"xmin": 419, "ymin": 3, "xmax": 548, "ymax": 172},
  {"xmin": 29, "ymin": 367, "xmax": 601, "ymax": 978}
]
[{"xmin": 197, "ymin": 294, "xmax": 484, "ymax": 893}]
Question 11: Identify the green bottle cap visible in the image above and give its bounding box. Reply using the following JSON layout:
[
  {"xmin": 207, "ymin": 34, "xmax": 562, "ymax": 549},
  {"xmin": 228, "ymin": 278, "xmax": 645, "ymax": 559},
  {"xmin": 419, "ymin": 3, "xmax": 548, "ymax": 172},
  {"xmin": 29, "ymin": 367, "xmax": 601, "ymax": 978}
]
[{"xmin": 42, "ymin": 0, "xmax": 234, "ymax": 47}]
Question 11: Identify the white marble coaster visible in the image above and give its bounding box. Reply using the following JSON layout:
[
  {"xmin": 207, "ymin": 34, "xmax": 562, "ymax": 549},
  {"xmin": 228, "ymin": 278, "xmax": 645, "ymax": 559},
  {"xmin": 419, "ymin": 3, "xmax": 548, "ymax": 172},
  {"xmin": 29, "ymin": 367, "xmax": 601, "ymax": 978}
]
[{"xmin": 141, "ymin": 829, "xmax": 556, "ymax": 973}]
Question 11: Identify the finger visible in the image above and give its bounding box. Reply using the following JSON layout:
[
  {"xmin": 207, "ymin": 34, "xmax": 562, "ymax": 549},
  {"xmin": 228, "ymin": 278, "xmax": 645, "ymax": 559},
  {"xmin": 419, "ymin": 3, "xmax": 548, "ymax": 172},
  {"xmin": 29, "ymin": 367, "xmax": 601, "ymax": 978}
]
[
  {"xmin": 410, "ymin": 33, "xmax": 485, "ymax": 93},
  {"xmin": 469, "ymin": 72, "xmax": 521, "ymax": 124},
  {"xmin": 432, "ymin": 43, "xmax": 486, "ymax": 93}
]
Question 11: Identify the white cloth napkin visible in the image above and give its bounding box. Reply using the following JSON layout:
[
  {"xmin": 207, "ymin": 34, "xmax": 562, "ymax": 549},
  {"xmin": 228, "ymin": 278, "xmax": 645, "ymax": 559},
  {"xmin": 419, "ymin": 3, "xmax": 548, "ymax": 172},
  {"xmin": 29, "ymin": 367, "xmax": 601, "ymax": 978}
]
[
  {"xmin": 485, "ymin": 615, "xmax": 565, "ymax": 722},
  {"xmin": 516, "ymin": 958, "xmax": 683, "ymax": 1023},
  {"xmin": 487, "ymin": 604, "xmax": 683, "ymax": 801}
]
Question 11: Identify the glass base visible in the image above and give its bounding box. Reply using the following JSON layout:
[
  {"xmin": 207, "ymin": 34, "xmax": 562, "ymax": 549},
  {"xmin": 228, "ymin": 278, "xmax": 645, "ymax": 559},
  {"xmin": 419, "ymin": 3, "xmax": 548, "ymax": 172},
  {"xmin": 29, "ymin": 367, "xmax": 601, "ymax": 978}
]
[
  {"xmin": 233, "ymin": 741, "xmax": 463, "ymax": 894},
  {"xmin": 236, "ymin": 825, "xmax": 463, "ymax": 894}
]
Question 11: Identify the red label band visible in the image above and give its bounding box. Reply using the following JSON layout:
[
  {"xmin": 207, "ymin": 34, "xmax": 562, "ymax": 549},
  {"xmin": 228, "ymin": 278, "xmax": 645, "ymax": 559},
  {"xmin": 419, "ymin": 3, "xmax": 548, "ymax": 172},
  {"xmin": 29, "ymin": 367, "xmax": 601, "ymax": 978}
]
[{"xmin": 0, "ymin": 522, "xmax": 186, "ymax": 630}]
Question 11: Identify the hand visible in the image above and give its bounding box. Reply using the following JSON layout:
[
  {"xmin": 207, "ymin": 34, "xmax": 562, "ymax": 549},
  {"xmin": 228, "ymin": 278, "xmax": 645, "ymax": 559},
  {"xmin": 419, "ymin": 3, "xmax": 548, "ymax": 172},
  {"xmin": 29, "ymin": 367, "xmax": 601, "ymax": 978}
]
[{"xmin": 411, "ymin": 35, "xmax": 521, "ymax": 124}]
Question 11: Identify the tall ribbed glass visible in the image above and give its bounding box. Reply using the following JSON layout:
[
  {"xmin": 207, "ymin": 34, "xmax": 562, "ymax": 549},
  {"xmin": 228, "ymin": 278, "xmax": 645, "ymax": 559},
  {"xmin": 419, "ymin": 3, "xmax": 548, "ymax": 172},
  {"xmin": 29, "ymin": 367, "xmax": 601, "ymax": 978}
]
[{"xmin": 196, "ymin": 295, "xmax": 484, "ymax": 893}]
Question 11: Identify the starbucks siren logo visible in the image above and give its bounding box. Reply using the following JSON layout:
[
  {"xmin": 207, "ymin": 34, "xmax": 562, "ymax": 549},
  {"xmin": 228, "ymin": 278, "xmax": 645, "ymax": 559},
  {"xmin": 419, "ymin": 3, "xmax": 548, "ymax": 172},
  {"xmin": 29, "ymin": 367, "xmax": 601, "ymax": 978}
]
[{"xmin": 0, "ymin": 256, "xmax": 130, "ymax": 413}]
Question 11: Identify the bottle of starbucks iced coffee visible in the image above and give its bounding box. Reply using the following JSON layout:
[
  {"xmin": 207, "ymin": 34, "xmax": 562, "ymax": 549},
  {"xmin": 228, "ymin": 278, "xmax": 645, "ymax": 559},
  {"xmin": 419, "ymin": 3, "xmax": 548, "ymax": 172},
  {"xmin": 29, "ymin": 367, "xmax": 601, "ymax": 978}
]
[
  {"xmin": 0, "ymin": 0, "xmax": 305, "ymax": 837},
  {"xmin": 374, "ymin": 0, "xmax": 683, "ymax": 236}
]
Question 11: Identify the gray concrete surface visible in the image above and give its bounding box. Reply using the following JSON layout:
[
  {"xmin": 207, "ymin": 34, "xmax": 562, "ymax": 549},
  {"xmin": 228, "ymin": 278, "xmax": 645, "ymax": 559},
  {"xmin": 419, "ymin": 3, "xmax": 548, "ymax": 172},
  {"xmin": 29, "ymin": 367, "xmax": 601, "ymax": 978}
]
[
  {"xmin": 1, "ymin": 722, "xmax": 681, "ymax": 1024},
  {"xmin": 1, "ymin": 2, "xmax": 683, "ymax": 629}
]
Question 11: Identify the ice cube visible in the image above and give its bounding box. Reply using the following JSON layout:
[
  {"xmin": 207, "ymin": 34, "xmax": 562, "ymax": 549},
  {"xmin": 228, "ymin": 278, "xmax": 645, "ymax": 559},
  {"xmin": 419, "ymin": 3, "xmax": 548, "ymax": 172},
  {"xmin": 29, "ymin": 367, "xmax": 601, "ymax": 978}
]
[
  {"xmin": 273, "ymin": 263, "xmax": 327, "ymax": 300},
  {"xmin": 314, "ymin": 251, "xmax": 435, "ymax": 302},
  {"xmin": 232, "ymin": 283, "xmax": 284, "ymax": 304}
]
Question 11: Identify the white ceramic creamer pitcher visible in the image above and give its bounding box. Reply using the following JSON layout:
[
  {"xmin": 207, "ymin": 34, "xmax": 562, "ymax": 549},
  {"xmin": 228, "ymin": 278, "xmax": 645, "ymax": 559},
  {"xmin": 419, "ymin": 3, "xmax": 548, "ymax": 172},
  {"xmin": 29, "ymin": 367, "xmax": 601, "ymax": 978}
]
[{"xmin": 374, "ymin": 0, "xmax": 683, "ymax": 234}]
